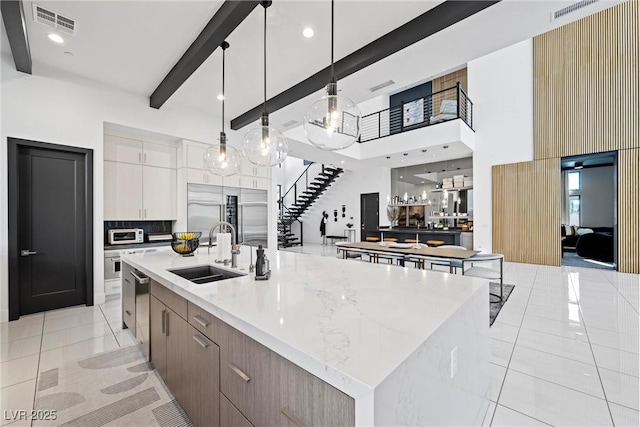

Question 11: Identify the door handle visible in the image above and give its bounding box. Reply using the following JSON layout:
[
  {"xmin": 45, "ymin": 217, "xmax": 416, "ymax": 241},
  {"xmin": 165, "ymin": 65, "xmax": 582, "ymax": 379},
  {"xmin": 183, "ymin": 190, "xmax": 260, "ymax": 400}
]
[
  {"xmin": 228, "ymin": 363, "xmax": 251, "ymax": 382},
  {"xmin": 192, "ymin": 314, "xmax": 210, "ymax": 327},
  {"xmin": 161, "ymin": 309, "xmax": 166, "ymax": 334},
  {"xmin": 125, "ymin": 310, "xmax": 132, "ymax": 316},
  {"xmin": 21, "ymin": 250, "xmax": 38, "ymax": 256},
  {"xmin": 281, "ymin": 408, "xmax": 308, "ymax": 427}
]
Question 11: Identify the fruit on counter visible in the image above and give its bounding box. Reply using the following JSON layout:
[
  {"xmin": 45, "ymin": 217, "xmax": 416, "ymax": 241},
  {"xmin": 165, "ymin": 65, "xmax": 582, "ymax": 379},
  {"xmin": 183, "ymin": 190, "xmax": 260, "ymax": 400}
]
[
  {"xmin": 175, "ymin": 243, "xmax": 189, "ymax": 252},
  {"xmin": 177, "ymin": 232, "xmax": 196, "ymax": 240}
]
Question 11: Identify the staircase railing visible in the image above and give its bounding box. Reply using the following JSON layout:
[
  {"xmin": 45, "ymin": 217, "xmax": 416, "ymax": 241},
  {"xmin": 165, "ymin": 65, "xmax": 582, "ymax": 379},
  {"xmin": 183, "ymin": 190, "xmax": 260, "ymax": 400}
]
[
  {"xmin": 279, "ymin": 162, "xmax": 329, "ymax": 219},
  {"xmin": 359, "ymin": 83, "xmax": 473, "ymax": 143}
]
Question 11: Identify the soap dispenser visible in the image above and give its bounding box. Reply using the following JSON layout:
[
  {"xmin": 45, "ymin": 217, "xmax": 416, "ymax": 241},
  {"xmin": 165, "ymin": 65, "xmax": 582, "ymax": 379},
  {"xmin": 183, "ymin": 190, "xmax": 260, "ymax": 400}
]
[{"xmin": 255, "ymin": 245, "xmax": 271, "ymax": 280}]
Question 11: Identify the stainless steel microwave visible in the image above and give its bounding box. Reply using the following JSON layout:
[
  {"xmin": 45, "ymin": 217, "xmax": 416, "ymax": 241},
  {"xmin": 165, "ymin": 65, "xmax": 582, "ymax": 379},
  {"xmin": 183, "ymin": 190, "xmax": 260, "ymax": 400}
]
[{"xmin": 108, "ymin": 228, "xmax": 144, "ymax": 245}]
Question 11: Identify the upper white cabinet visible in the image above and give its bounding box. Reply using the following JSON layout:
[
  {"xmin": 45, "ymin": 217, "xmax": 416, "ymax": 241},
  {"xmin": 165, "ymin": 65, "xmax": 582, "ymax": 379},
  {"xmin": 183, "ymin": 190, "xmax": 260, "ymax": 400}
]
[
  {"xmin": 104, "ymin": 134, "xmax": 176, "ymax": 168},
  {"xmin": 143, "ymin": 166, "xmax": 177, "ymax": 220},
  {"xmin": 104, "ymin": 134, "xmax": 178, "ymax": 220},
  {"xmin": 143, "ymin": 142, "xmax": 177, "ymax": 169},
  {"xmin": 104, "ymin": 135, "xmax": 142, "ymax": 164},
  {"xmin": 186, "ymin": 144, "xmax": 207, "ymax": 170},
  {"xmin": 104, "ymin": 161, "xmax": 143, "ymax": 220},
  {"xmin": 241, "ymin": 157, "xmax": 270, "ymax": 178}
]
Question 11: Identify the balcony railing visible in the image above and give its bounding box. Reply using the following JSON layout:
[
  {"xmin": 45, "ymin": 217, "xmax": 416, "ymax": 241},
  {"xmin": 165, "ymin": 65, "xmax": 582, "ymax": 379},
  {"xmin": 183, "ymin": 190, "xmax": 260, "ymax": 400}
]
[{"xmin": 359, "ymin": 83, "xmax": 473, "ymax": 143}]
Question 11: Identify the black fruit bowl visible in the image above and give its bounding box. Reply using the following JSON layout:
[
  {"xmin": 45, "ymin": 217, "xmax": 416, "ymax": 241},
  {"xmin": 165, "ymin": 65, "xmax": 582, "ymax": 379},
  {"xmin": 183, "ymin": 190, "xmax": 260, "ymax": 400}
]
[{"xmin": 171, "ymin": 232, "xmax": 202, "ymax": 257}]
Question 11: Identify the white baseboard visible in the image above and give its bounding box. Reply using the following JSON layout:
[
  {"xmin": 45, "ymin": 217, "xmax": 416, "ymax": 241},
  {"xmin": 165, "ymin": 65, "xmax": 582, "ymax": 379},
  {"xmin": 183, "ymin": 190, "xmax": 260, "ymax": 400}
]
[
  {"xmin": 0, "ymin": 308, "xmax": 8, "ymax": 323},
  {"xmin": 94, "ymin": 293, "xmax": 106, "ymax": 305}
]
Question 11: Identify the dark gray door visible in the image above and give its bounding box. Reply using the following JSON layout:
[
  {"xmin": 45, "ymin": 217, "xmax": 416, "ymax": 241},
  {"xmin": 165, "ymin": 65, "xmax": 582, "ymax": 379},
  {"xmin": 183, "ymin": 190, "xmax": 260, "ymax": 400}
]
[
  {"xmin": 13, "ymin": 143, "xmax": 90, "ymax": 316},
  {"xmin": 360, "ymin": 193, "xmax": 379, "ymax": 240}
]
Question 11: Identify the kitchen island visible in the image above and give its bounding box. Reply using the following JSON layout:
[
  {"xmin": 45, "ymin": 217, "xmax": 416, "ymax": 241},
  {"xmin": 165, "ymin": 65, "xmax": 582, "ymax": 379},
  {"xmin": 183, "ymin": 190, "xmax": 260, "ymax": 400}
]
[{"xmin": 122, "ymin": 248, "xmax": 489, "ymax": 426}]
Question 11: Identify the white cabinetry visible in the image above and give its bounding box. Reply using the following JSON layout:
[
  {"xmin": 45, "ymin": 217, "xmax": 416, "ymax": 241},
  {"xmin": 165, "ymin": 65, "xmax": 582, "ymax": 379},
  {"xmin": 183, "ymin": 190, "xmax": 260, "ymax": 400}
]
[
  {"xmin": 240, "ymin": 157, "xmax": 270, "ymax": 179},
  {"xmin": 104, "ymin": 134, "xmax": 177, "ymax": 220}
]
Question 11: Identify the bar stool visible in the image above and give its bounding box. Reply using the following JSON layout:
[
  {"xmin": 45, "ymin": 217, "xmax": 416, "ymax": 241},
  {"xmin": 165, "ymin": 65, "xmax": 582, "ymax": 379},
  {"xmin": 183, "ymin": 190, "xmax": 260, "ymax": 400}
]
[
  {"xmin": 427, "ymin": 240, "xmax": 445, "ymax": 247},
  {"xmin": 404, "ymin": 238, "xmax": 419, "ymax": 243},
  {"xmin": 383, "ymin": 237, "xmax": 398, "ymax": 242},
  {"xmin": 365, "ymin": 237, "xmax": 380, "ymax": 242}
]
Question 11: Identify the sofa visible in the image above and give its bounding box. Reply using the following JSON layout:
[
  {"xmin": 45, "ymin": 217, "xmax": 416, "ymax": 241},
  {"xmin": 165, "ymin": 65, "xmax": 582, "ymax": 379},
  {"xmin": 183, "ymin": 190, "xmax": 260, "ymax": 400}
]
[{"xmin": 562, "ymin": 225, "xmax": 614, "ymax": 263}]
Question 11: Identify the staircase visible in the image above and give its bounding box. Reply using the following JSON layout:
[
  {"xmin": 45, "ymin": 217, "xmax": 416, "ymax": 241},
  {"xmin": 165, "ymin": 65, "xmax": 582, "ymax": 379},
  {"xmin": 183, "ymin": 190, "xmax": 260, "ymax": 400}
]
[{"xmin": 278, "ymin": 163, "xmax": 344, "ymax": 248}]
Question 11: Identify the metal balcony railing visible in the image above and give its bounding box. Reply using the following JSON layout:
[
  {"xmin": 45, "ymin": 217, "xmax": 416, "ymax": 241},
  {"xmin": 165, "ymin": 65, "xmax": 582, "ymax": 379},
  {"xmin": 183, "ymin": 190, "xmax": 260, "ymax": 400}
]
[{"xmin": 359, "ymin": 83, "xmax": 473, "ymax": 143}]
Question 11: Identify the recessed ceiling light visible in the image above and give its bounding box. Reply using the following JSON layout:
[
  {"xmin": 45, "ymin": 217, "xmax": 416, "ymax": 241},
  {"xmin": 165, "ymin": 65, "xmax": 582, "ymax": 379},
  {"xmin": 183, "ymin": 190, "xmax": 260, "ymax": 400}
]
[
  {"xmin": 421, "ymin": 181, "xmax": 425, "ymax": 184},
  {"xmin": 48, "ymin": 33, "xmax": 64, "ymax": 43},
  {"xmin": 341, "ymin": 160, "xmax": 344, "ymax": 164},
  {"xmin": 400, "ymin": 176, "xmax": 403, "ymax": 179},
  {"xmin": 303, "ymin": 27, "xmax": 314, "ymax": 38},
  {"xmin": 217, "ymin": 94, "xmax": 224, "ymax": 101}
]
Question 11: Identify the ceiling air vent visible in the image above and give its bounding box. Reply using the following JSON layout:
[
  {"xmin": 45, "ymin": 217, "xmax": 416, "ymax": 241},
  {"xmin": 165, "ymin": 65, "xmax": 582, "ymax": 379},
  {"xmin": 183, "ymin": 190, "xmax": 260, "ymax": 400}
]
[
  {"xmin": 281, "ymin": 120, "xmax": 299, "ymax": 128},
  {"xmin": 32, "ymin": 4, "xmax": 76, "ymax": 35},
  {"xmin": 552, "ymin": 0, "xmax": 599, "ymax": 21},
  {"xmin": 369, "ymin": 80, "xmax": 395, "ymax": 93}
]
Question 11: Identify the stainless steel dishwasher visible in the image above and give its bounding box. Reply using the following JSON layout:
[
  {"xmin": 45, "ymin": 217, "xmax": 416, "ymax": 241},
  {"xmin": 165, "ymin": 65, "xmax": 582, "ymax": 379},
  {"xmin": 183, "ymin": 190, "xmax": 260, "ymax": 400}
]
[{"xmin": 123, "ymin": 268, "xmax": 150, "ymax": 360}]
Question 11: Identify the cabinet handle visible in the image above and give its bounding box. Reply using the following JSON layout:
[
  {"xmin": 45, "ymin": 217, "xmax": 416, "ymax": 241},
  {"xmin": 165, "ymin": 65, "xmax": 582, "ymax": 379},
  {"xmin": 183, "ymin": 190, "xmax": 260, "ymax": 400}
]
[
  {"xmin": 139, "ymin": 209, "xmax": 142, "ymax": 219},
  {"xmin": 144, "ymin": 153, "xmax": 147, "ymax": 164},
  {"xmin": 125, "ymin": 310, "xmax": 131, "ymax": 316},
  {"xmin": 144, "ymin": 209, "xmax": 147, "ymax": 219},
  {"xmin": 228, "ymin": 363, "xmax": 251, "ymax": 382},
  {"xmin": 192, "ymin": 314, "xmax": 210, "ymax": 327},
  {"xmin": 161, "ymin": 309, "xmax": 166, "ymax": 334},
  {"xmin": 281, "ymin": 409, "xmax": 308, "ymax": 427},
  {"xmin": 138, "ymin": 152, "xmax": 142, "ymax": 163},
  {"xmin": 165, "ymin": 311, "xmax": 169, "ymax": 336},
  {"xmin": 124, "ymin": 278, "xmax": 130, "ymax": 284},
  {"xmin": 193, "ymin": 334, "xmax": 209, "ymax": 349}
]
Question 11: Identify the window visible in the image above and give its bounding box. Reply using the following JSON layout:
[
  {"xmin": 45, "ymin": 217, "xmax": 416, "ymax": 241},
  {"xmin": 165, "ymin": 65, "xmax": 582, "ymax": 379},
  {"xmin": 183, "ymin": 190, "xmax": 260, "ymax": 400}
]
[
  {"xmin": 568, "ymin": 171, "xmax": 581, "ymax": 190},
  {"xmin": 569, "ymin": 195, "xmax": 581, "ymax": 225}
]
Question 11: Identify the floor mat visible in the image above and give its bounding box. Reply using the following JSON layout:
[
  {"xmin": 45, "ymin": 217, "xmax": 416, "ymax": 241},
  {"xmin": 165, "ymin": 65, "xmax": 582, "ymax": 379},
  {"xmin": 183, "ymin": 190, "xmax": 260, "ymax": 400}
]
[
  {"xmin": 562, "ymin": 252, "xmax": 615, "ymax": 270},
  {"xmin": 33, "ymin": 345, "xmax": 193, "ymax": 427},
  {"xmin": 490, "ymin": 282, "xmax": 515, "ymax": 327}
]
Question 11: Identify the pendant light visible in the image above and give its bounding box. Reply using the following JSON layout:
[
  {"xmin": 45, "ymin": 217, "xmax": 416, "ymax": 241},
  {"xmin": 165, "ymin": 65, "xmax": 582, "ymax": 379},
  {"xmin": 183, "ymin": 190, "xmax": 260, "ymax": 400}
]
[
  {"xmin": 205, "ymin": 41, "xmax": 240, "ymax": 176},
  {"xmin": 243, "ymin": 1, "xmax": 288, "ymax": 167},
  {"xmin": 303, "ymin": 0, "xmax": 361, "ymax": 151}
]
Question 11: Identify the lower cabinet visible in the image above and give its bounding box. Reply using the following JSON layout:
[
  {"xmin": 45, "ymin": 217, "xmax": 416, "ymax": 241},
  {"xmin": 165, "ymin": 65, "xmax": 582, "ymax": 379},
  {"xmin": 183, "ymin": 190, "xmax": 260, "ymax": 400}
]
[
  {"xmin": 150, "ymin": 283, "xmax": 220, "ymax": 427},
  {"xmin": 150, "ymin": 281, "xmax": 354, "ymax": 427},
  {"xmin": 220, "ymin": 393, "xmax": 253, "ymax": 427}
]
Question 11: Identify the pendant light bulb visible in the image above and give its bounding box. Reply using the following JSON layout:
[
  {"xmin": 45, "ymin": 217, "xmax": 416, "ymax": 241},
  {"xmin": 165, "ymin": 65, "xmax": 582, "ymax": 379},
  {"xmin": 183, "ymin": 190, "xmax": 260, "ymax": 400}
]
[
  {"xmin": 206, "ymin": 41, "xmax": 239, "ymax": 176},
  {"xmin": 243, "ymin": 1, "xmax": 288, "ymax": 167},
  {"xmin": 303, "ymin": 0, "xmax": 360, "ymax": 151}
]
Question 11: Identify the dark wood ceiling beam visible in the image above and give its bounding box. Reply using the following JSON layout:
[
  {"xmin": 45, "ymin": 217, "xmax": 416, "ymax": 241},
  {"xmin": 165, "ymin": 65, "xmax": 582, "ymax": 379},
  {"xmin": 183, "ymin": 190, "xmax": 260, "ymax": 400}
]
[
  {"xmin": 150, "ymin": 0, "xmax": 261, "ymax": 109},
  {"xmin": 1, "ymin": 1, "xmax": 32, "ymax": 74},
  {"xmin": 231, "ymin": 0, "xmax": 500, "ymax": 130}
]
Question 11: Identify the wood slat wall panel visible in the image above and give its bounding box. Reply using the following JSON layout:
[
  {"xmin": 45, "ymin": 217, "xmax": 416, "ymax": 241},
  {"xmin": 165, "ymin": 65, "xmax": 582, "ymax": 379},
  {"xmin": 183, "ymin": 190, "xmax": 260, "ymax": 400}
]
[
  {"xmin": 618, "ymin": 148, "xmax": 640, "ymax": 273},
  {"xmin": 492, "ymin": 159, "xmax": 560, "ymax": 266},
  {"xmin": 432, "ymin": 68, "xmax": 467, "ymax": 93},
  {"xmin": 534, "ymin": 1, "xmax": 640, "ymax": 159}
]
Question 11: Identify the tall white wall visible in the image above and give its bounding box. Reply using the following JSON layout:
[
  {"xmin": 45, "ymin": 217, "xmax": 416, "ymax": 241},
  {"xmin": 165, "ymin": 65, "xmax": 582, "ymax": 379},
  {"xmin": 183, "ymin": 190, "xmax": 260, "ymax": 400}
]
[
  {"xmin": 299, "ymin": 167, "xmax": 391, "ymax": 244},
  {"xmin": 0, "ymin": 56, "xmax": 259, "ymax": 322},
  {"xmin": 468, "ymin": 40, "xmax": 535, "ymax": 252}
]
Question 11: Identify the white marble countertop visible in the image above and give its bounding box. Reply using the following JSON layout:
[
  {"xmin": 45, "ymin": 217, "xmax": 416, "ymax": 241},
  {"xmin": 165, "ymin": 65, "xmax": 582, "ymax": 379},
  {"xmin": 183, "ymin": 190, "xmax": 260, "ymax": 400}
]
[{"xmin": 122, "ymin": 248, "xmax": 486, "ymax": 402}]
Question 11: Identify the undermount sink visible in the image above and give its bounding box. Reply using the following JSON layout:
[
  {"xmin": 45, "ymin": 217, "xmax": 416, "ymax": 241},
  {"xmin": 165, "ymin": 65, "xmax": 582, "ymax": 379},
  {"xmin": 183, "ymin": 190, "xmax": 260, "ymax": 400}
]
[{"xmin": 168, "ymin": 265, "xmax": 245, "ymax": 284}]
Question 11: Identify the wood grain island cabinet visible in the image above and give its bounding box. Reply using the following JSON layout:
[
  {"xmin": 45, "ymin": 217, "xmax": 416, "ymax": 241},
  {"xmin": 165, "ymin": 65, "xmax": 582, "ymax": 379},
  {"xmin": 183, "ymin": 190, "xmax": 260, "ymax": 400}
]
[{"xmin": 148, "ymin": 279, "xmax": 354, "ymax": 427}]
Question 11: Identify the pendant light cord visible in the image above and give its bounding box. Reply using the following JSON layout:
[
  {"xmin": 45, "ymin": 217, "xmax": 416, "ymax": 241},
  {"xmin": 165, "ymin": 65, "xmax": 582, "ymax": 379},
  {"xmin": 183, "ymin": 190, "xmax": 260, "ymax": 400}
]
[
  {"xmin": 222, "ymin": 46, "xmax": 225, "ymax": 133},
  {"xmin": 330, "ymin": 0, "xmax": 335, "ymax": 82},
  {"xmin": 263, "ymin": 4, "xmax": 267, "ymax": 114}
]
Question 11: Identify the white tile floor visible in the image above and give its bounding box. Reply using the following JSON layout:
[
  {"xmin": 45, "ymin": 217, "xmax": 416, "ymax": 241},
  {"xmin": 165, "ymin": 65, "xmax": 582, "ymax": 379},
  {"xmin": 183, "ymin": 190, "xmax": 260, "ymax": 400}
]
[
  {"xmin": 1, "ymin": 245, "xmax": 638, "ymax": 426},
  {"xmin": 282, "ymin": 243, "xmax": 640, "ymax": 426},
  {"xmin": 0, "ymin": 298, "xmax": 134, "ymax": 427}
]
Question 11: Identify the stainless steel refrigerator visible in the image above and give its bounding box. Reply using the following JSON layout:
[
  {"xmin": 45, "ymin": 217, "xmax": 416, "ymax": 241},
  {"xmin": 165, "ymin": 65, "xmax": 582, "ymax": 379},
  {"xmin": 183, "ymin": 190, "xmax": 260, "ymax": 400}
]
[{"xmin": 187, "ymin": 183, "xmax": 268, "ymax": 248}]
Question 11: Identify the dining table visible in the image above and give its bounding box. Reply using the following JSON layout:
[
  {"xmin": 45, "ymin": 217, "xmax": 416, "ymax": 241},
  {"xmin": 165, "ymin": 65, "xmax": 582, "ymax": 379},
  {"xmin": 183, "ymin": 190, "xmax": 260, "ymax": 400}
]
[{"xmin": 336, "ymin": 241, "xmax": 479, "ymax": 271}]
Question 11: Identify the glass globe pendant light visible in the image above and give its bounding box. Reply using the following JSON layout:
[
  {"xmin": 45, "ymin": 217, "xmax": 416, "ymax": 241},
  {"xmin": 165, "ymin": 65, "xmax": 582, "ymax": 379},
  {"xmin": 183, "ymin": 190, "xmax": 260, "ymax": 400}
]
[
  {"xmin": 243, "ymin": 1, "xmax": 288, "ymax": 167},
  {"xmin": 205, "ymin": 41, "xmax": 240, "ymax": 176},
  {"xmin": 303, "ymin": 0, "xmax": 361, "ymax": 151}
]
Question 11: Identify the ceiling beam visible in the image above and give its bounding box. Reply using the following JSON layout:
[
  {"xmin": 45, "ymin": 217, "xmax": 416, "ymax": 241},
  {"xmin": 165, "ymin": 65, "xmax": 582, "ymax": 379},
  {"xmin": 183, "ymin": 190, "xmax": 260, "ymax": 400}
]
[
  {"xmin": 231, "ymin": 0, "xmax": 500, "ymax": 130},
  {"xmin": 150, "ymin": 0, "xmax": 261, "ymax": 109},
  {"xmin": 1, "ymin": 1, "xmax": 32, "ymax": 74}
]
